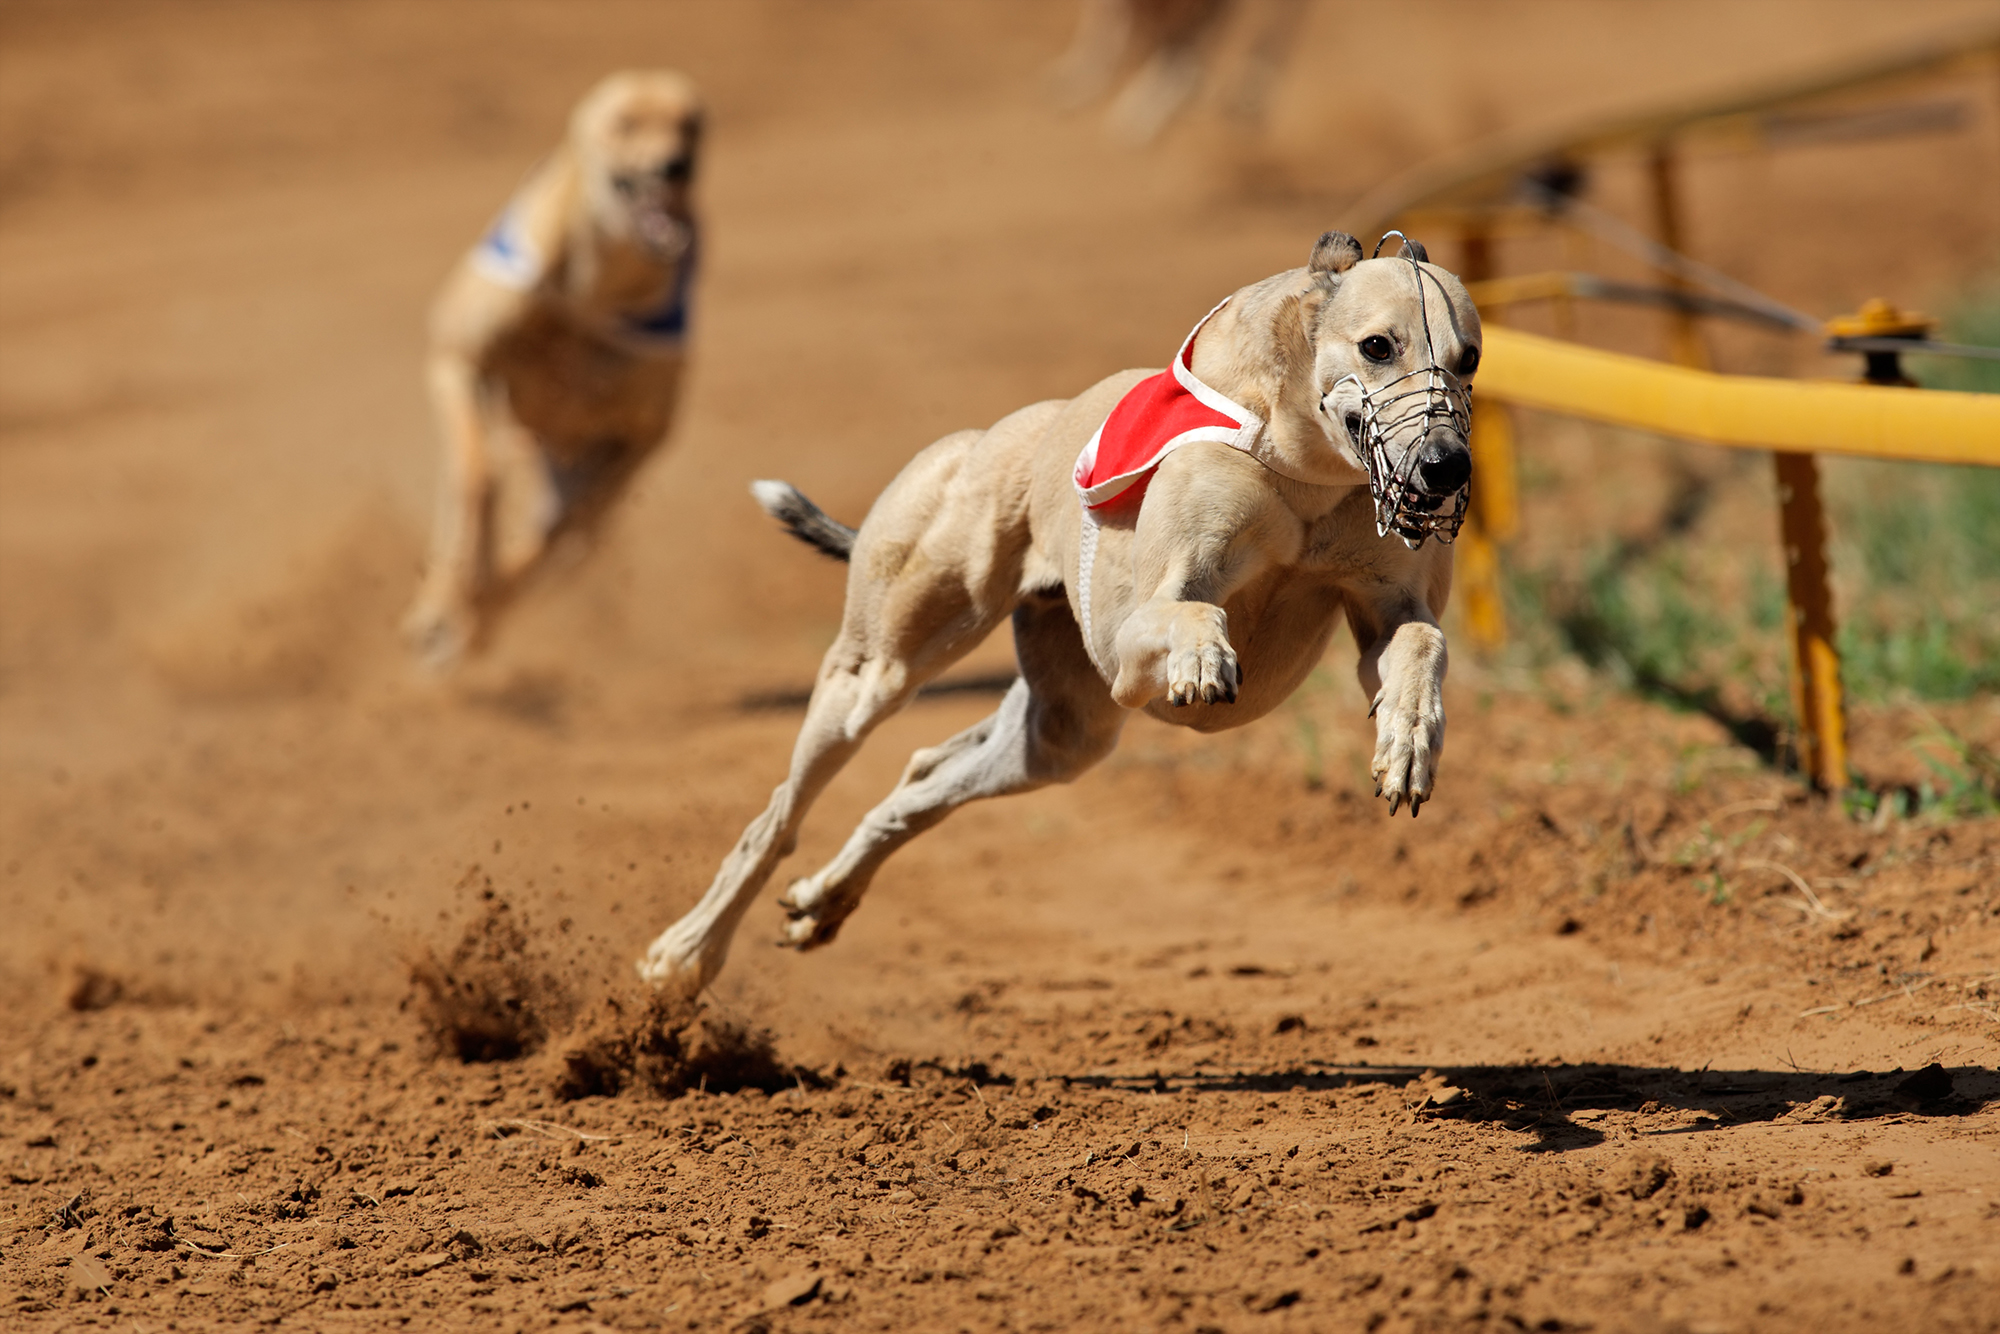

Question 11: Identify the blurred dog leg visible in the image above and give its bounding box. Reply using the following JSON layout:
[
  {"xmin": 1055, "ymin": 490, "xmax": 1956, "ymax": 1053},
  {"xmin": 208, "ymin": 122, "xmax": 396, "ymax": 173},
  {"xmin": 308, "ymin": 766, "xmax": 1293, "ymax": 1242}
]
[
  {"xmin": 1047, "ymin": 0, "xmax": 1137, "ymax": 109},
  {"xmin": 404, "ymin": 348, "xmax": 494, "ymax": 670},
  {"xmin": 1105, "ymin": 39, "xmax": 1209, "ymax": 143},
  {"xmin": 1052, "ymin": 0, "xmax": 1232, "ymax": 144}
]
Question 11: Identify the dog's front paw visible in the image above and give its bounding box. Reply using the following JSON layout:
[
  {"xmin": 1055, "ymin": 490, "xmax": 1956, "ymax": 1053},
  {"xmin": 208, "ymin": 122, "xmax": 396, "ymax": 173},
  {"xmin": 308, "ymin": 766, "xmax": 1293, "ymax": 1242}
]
[
  {"xmin": 401, "ymin": 596, "xmax": 475, "ymax": 672},
  {"xmin": 1166, "ymin": 633, "xmax": 1240, "ymax": 706},
  {"xmin": 1369, "ymin": 677, "xmax": 1444, "ymax": 817}
]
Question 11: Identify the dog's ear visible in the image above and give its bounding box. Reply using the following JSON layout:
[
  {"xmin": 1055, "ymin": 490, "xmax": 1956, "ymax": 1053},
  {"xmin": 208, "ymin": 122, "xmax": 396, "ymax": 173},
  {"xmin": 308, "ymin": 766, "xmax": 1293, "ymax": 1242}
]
[
  {"xmin": 1308, "ymin": 231, "xmax": 1363, "ymax": 275},
  {"xmin": 1400, "ymin": 237, "xmax": 1429, "ymax": 263}
]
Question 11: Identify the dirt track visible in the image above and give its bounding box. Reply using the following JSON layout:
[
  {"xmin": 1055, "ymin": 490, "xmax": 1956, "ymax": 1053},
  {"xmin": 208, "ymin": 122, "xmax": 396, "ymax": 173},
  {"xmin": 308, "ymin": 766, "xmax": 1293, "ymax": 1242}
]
[{"xmin": 4, "ymin": 3, "xmax": 2000, "ymax": 1330}]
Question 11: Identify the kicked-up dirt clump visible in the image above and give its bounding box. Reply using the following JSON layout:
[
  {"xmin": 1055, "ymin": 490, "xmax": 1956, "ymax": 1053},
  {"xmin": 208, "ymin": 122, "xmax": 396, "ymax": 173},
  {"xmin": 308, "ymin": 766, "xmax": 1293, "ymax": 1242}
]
[
  {"xmin": 407, "ymin": 872, "xmax": 568, "ymax": 1062},
  {"xmin": 552, "ymin": 990, "xmax": 806, "ymax": 1101},
  {"xmin": 63, "ymin": 963, "xmax": 124, "ymax": 1013}
]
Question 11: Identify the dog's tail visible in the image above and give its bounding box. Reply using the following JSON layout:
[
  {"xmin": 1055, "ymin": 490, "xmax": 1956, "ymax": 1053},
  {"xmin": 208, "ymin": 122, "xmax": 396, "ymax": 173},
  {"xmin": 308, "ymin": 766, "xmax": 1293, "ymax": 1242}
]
[{"xmin": 750, "ymin": 479, "xmax": 856, "ymax": 562}]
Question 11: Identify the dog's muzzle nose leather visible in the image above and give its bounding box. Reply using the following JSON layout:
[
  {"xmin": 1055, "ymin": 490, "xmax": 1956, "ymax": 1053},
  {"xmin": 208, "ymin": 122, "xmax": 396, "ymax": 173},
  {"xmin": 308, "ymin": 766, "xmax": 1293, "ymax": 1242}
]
[{"xmin": 1415, "ymin": 432, "xmax": 1471, "ymax": 496}]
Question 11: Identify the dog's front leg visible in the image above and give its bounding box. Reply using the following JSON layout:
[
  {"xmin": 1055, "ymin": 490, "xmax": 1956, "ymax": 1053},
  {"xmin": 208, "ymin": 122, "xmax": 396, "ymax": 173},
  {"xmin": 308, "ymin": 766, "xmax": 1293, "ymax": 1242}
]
[
  {"xmin": 404, "ymin": 349, "xmax": 491, "ymax": 668},
  {"xmin": 1110, "ymin": 598, "xmax": 1239, "ymax": 707},
  {"xmin": 1351, "ymin": 594, "xmax": 1447, "ymax": 816},
  {"xmin": 1102, "ymin": 458, "xmax": 1283, "ymax": 710}
]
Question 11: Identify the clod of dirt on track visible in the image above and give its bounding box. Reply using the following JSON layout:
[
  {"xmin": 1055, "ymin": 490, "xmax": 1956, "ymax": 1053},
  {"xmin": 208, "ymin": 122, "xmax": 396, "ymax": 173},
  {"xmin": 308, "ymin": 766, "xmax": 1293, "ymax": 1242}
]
[
  {"xmin": 551, "ymin": 989, "xmax": 804, "ymax": 1101},
  {"xmin": 408, "ymin": 876, "xmax": 808, "ymax": 1096},
  {"xmin": 406, "ymin": 871, "xmax": 568, "ymax": 1062},
  {"xmin": 62, "ymin": 962, "xmax": 124, "ymax": 1013}
]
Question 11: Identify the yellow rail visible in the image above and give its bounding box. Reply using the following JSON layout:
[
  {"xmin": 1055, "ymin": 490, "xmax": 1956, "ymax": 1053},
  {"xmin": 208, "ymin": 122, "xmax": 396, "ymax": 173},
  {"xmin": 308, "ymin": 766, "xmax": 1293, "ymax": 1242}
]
[
  {"xmin": 1464, "ymin": 325, "xmax": 2000, "ymax": 796},
  {"xmin": 1479, "ymin": 325, "xmax": 2000, "ymax": 465}
]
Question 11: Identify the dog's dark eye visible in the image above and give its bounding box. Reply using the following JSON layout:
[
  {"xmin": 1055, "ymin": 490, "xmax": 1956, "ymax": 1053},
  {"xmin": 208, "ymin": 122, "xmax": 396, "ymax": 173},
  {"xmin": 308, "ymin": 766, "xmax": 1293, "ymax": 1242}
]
[
  {"xmin": 1458, "ymin": 346, "xmax": 1480, "ymax": 376},
  {"xmin": 1360, "ymin": 335, "xmax": 1394, "ymax": 363}
]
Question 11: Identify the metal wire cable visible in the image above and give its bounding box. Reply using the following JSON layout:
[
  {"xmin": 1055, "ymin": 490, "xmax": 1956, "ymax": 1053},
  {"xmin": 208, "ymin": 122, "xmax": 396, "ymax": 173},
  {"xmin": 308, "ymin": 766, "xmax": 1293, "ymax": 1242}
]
[{"xmin": 1516, "ymin": 177, "xmax": 1822, "ymax": 332}]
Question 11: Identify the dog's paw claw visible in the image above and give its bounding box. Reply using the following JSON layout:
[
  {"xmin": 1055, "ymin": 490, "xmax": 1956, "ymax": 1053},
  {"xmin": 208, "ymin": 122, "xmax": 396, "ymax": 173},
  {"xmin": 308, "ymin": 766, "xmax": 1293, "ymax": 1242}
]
[
  {"xmin": 1369, "ymin": 687, "xmax": 1443, "ymax": 819},
  {"xmin": 1165, "ymin": 636, "xmax": 1240, "ymax": 709}
]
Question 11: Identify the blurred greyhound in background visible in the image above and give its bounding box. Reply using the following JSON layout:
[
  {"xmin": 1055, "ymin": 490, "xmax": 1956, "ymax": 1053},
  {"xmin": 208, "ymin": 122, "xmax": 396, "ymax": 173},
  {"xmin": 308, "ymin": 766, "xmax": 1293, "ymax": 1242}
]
[
  {"xmin": 405, "ymin": 70, "xmax": 702, "ymax": 669},
  {"xmin": 641, "ymin": 231, "xmax": 1481, "ymax": 994},
  {"xmin": 1048, "ymin": 0, "xmax": 1310, "ymax": 143}
]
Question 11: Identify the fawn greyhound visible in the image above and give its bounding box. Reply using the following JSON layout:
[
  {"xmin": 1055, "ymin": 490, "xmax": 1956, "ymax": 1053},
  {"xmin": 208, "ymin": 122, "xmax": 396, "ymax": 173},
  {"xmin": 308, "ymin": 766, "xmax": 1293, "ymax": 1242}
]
[
  {"xmin": 642, "ymin": 232, "xmax": 1479, "ymax": 993},
  {"xmin": 405, "ymin": 71, "xmax": 703, "ymax": 670}
]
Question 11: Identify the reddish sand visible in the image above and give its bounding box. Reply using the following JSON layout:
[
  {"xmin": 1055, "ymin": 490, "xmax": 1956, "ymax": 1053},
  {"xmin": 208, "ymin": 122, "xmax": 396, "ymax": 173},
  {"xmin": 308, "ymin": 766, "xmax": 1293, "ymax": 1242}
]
[{"xmin": 3, "ymin": 3, "xmax": 1999, "ymax": 1331}]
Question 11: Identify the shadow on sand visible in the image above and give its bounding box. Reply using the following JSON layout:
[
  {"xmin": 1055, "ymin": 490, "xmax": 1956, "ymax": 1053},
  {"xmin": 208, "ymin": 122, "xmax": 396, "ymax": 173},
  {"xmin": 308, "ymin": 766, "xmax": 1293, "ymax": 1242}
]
[
  {"xmin": 1057, "ymin": 1060, "xmax": 1997, "ymax": 1153},
  {"xmin": 738, "ymin": 671, "xmax": 1019, "ymax": 712}
]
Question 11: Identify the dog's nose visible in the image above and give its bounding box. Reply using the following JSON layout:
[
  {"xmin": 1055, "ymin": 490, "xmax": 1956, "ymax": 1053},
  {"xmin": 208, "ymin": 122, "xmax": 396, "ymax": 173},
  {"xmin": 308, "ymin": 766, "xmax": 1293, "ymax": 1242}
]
[{"xmin": 1414, "ymin": 433, "xmax": 1471, "ymax": 495}]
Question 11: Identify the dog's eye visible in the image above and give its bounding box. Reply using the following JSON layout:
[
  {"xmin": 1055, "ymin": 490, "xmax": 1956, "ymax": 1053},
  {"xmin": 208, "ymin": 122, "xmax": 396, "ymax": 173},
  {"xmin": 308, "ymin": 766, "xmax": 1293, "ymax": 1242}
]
[
  {"xmin": 1359, "ymin": 335, "xmax": 1394, "ymax": 363},
  {"xmin": 1458, "ymin": 346, "xmax": 1480, "ymax": 376}
]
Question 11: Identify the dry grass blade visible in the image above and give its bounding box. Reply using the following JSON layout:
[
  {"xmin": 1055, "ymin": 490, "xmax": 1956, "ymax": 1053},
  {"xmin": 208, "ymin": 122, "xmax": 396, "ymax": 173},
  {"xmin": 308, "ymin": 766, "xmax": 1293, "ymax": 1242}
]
[
  {"xmin": 1706, "ymin": 797, "xmax": 1784, "ymax": 823},
  {"xmin": 1852, "ymin": 979, "xmax": 1936, "ymax": 1009},
  {"xmin": 178, "ymin": 1239, "xmax": 299, "ymax": 1260},
  {"xmin": 1740, "ymin": 858, "xmax": 1849, "ymax": 921},
  {"xmin": 1800, "ymin": 978, "xmax": 1941, "ymax": 1018},
  {"xmin": 484, "ymin": 1118, "xmax": 616, "ymax": 1143},
  {"xmin": 1937, "ymin": 1003, "xmax": 2000, "ymax": 1025}
]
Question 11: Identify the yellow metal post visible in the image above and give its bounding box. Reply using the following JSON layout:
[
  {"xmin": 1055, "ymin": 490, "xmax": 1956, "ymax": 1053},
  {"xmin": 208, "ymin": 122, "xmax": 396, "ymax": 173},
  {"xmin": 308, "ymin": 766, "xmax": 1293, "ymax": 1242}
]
[
  {"xmin": 1457, "ymin": 221, "xmax": 1519, "ymax": 652},
  {"xmin": 1774, "ymin": 451, "xmax": 1847, "ymax": 792},
  {"xmin": 1460, "ymin": 397, "xmax": 1519, "ymax": 652},
  {"xmin": 1647, "ymin": 142, "xmax": 1710, "ymax": 371}
]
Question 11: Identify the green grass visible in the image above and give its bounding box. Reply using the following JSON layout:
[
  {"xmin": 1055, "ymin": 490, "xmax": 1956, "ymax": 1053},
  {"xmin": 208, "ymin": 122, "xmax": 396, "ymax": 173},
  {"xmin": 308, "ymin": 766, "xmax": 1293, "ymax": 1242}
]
[
  {"xmin": 1913, "ymin": 725, "xmax": 2000, "ymax": 819},
  {"xmin": 1828, "ymin": 458, "xmax": 2000, "ymax": 702},
  {"xmin": 1841, "ymin": 724, "xmax": 2000, "ymax": 822},
  {"xmin": 1871, "ymin": 280, "xmax": 2000, "ymax": 704},
  {"xmin": 1514, "ymin": 456, "xmax": 2000, "ymax": 708},
  {"xmin": 1491, "ymin": 282, "xmax": 2000, "ymax": 800},
  {"xmin": 1507, "ymin": 530, "xmax": 1790, "ymax": 763},
  {"xmin": 1913, "ymin": 276, "xmax": 2000, "ymax": 397}
]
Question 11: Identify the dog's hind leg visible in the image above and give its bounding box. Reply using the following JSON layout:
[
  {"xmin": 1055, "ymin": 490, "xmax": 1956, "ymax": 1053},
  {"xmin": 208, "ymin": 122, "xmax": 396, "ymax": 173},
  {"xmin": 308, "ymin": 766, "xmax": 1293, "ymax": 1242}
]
[
  {"xmin": 636, "ymin": 651, "xmax": 918, "ymax": 993},
  {"xmin": 638, "ymin": 429, "xmax": 1033, "ymax": 993},
  {"xmin": 779, "ymin": 590, "xmax": 1125, "ymax": 949}
]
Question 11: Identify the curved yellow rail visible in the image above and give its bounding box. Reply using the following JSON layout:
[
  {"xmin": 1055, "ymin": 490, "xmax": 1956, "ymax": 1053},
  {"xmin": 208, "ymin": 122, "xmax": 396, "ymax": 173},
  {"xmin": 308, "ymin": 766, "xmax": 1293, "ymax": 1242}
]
[{"xmin": 1479, "ymin": 325, "xmax": 2000, "ymax": 467}]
